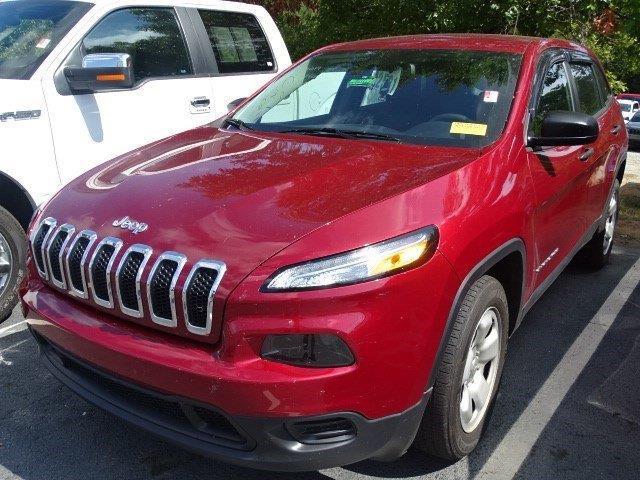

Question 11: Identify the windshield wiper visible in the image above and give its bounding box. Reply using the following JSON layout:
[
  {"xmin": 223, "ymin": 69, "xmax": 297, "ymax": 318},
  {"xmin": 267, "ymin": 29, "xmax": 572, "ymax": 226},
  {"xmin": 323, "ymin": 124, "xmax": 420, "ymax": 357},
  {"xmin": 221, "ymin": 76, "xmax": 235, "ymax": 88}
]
[
  {"xmin": 224, "ymin": 118, "xmax": 254, "ymax": 131},
  {"xmin": 281, "ymin": 127, "xmax": 401, "ymax": 143}
]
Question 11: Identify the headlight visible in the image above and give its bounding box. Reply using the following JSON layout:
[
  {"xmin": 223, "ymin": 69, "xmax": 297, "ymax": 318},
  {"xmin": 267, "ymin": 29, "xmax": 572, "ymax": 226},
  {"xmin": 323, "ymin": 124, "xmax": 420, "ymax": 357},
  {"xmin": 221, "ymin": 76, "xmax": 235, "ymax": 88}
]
[{"xmin": 263, "ymin": 226, "xmax": 438, "ymax": 291}]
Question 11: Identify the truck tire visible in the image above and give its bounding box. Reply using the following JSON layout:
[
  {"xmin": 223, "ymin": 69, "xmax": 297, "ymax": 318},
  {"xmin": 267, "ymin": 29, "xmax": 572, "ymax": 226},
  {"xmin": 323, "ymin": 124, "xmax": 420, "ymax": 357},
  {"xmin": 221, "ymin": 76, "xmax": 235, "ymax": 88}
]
[
  {"xmin": 577, "ymin": 179, "xmax": 620, "ymax": 270},
  {"xmin": 0, "ymin": 206, "xmax": 26, "ymax": 324},
  {"xmin": 416, "ymin": 275, "xmax": 508, "ymax": 461}
]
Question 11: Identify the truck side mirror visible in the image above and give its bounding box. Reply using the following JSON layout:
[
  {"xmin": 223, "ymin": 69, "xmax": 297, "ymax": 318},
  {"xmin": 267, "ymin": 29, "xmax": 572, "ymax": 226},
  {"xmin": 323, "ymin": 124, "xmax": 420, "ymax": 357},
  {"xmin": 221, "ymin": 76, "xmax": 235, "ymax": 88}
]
[
  {"xmin": 64, "ymin": 53, "xmax": 134, "ymax": 93},
  {"xmin": 528, "ymin": 111, "xmax": 599, "ymax": 148}
]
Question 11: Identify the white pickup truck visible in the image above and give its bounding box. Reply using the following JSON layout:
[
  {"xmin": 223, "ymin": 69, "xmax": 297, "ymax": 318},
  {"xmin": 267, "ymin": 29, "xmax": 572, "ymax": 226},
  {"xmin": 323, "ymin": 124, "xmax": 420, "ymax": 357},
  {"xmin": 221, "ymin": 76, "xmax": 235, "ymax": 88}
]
[{"xmin": 0, "ymin": 0, "xmax": 290, "ymax": 321}]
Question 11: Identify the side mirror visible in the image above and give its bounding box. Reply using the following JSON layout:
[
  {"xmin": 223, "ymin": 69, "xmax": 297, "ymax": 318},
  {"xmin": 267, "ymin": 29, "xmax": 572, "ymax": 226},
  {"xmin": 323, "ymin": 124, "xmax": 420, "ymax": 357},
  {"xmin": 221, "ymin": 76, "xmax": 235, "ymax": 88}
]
[
  {"xmin": 227, "ymin": 97, "xmax": 247, "ymax": 111},
  {"xmin": 528, "ymin": 111, "xmax": 599, "ymax": 148},
  {"xmin": 64, "ymin": 53, "xmax": 134, "ymax": 93}
]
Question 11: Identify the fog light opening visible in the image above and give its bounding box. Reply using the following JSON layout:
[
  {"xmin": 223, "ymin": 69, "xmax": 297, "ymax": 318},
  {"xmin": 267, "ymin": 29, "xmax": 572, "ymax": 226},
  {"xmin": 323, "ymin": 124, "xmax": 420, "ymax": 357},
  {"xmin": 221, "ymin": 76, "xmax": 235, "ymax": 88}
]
[{"xmin": 261, "ymin": 334, "xmax": 354, "ymax": 367}]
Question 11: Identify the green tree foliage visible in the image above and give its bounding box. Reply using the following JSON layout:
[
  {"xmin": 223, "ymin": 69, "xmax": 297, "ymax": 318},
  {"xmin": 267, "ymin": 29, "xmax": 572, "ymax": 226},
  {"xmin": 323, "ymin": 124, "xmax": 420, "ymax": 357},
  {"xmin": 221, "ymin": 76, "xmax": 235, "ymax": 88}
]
[{"xmin": 253, "ymin": 0, "xmax": 640, "ymax": 92}]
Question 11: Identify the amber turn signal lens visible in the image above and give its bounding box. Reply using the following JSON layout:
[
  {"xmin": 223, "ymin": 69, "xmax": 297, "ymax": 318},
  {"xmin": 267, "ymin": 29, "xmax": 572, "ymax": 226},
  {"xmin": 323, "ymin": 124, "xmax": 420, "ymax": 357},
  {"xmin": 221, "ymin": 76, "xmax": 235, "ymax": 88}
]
[{"xmin": 96, "ymin": 73, "xmax": 126, "ymax": 82}]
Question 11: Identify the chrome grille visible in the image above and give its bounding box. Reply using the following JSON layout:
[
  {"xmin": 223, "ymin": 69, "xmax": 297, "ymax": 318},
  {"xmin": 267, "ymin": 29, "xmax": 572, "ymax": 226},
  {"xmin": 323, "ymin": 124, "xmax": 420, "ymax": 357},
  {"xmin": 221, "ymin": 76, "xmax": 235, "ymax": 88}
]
[
  {"xmin": 66, "ymin": 231, "xmax": 97, "ymax": 298},
  {"xmin": 183, "ymin": 261, "xmax": 226, "ymax": 335},
  {"xmin": 89, "ymin": 237, "xmax": 123, "ymax": 308},
  {"xmin": 116, "ymin": 245, "xmax": 152, "ymax": 317},
  {"xmin": 31, "ymin": 218, "xmax": 226, "ymax": 337},
  {"xmin": 147, "ymin": 252, "xmax": 186, "ymax": 327},
  {"xmin": 31, "ymin": 217, "xmax": 56, "ymax": 279},
  {"xmin": 46, "ymin": 224, "xmax": 75, "ymax": 288}
]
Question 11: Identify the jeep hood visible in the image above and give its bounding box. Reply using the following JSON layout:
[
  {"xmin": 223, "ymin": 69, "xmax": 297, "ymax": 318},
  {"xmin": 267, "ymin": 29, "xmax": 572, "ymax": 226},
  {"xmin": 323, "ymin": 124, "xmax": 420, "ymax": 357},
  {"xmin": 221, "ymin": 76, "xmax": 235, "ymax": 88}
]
[{"xmin": 43, "ymin": 126, "xmax": 481, "ymax": 296}]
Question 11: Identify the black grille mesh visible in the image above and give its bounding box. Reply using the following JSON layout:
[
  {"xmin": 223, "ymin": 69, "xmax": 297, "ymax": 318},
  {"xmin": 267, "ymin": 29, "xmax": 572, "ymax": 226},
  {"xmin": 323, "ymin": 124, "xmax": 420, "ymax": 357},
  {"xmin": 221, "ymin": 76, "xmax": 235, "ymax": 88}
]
[
  {"xmin": 91, "ymin": 244, "xmax": 115, "ymax": 301},
  {"xmin": 48, "ymin": 230, "xmax": 68, "ymax": 282},
  {"xmin": 69, "ymin": 236, "xmax": 90, "ymax": 292},
  {"xmin": 186, "ymin": 267, "xmax": 218, "ymax": 328},
  {"xmin": 118, "ymin": 251, "xmax": 144, "ymax": 310},
  {"xmin": 149, "ymin": 259, "xmax": 178, "ymax": 320},
  {"xmin": 32, "ymin": 223, "xmax": 51, "ymax": 273}
]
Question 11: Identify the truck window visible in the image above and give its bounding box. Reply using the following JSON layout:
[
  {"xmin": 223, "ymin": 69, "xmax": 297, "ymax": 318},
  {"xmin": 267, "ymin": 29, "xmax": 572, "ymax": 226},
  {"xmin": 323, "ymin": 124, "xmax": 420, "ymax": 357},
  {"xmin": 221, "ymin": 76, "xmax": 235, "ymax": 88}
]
[
  {"xmin": 0, "ymin": 0, "xmax": 91, "ymax": 80},
  {"xmin": 197, "ymin": 10, "xmax": 274, "ymax": 74},
  {"xmin": 82, "ymin": 8, "xmax": 192, "ymax": 83}
]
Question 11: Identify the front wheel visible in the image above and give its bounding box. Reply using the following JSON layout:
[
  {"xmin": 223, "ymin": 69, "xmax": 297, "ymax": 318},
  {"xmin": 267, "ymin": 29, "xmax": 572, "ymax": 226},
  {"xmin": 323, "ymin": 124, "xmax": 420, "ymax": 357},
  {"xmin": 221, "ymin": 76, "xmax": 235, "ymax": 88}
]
[
  {"xmin": 415, "ymin": 275, "xmax": 508, "ymax": 461},
  {"xmin": 0, "ymin": 206, "xmax": 26, "ymax": 324}
]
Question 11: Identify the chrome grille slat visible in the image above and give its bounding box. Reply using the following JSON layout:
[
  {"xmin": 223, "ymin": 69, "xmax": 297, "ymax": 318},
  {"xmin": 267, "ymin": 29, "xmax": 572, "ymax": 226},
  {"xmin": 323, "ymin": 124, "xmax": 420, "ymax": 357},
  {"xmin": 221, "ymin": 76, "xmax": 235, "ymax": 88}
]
[
  {"xmin": 147, "ymin": 252, "xmax": 186, "ymax": 328},
  {"xmin": 46, "ymin": 224, "xmax": 75, "ymax": 289},
  {"xmin": 66, "ymin": 230, "xmax": 97, "ymax": 299},
  {"xmin": 88, "ymin": 237, "xmax": 123, "ymax": 308},
  {"xmin": 30, "ymin": 217, "xmax": 56, "ymax": 279},
  {"xmin": 115, "ymin": 244, "xmax": 152, "ymax": 318},
  {"xmin": 183, "ymin": 260, "xmax": 226, "ymax": 336}
]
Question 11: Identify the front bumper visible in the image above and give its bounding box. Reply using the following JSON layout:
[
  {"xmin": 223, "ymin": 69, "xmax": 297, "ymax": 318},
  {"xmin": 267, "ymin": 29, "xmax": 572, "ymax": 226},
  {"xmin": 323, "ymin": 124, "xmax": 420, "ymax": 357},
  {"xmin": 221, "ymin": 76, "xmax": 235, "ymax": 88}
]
[{"xmin": 33, "ymin": 328, "xmax": 428, "ymax": 471}]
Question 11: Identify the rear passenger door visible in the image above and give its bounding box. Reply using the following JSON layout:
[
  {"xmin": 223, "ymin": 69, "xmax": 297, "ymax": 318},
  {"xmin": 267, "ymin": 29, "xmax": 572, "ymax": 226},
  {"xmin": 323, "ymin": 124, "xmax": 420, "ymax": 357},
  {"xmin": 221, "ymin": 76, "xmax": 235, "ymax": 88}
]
[
  {"xmin": 567, "ymin": 54, "xmax": 619, "ymax": 226},
  {"xmin": 190, "ymin": 8, "xmax": 280, "ymax": 117},
  {"xmin": 526, "ymin": 52, "xmax": 591, "ymax": 286}
]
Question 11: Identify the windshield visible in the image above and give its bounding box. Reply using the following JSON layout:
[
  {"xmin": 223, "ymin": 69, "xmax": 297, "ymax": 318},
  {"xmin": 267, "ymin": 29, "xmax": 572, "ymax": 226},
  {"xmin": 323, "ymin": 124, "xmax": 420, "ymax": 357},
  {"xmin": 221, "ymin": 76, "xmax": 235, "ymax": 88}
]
[
  {"xmin": 631, "ymin": 111, "xmax": 640, "ymax": 122},
  {"xmin": 619, "ymin": 102, "xmax": 632, "ymax": 112},
  {"xmin": 0, "ymin": 0, "xmax": 91, "ymax": 80},
  {"xmin": 233, "ymin": 49, "xmax": 522, "ymax": 147}
]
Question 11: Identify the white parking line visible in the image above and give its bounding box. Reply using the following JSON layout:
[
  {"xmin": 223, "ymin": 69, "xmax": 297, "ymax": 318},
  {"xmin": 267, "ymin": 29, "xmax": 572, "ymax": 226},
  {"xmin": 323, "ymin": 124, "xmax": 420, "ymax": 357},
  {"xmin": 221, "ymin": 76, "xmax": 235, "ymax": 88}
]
[
  {"xmin": 478, "ymin": 256, "xmax": 640, "ymax": 479},
  {"xmin": 0, "ymin": 320, "xmax": 26, "ymax": 337}
]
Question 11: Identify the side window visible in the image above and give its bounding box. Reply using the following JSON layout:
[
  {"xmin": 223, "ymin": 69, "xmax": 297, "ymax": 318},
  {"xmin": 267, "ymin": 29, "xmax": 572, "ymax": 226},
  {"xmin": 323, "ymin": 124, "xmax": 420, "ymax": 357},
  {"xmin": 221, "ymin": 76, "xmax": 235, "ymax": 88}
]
[
  {"xmin": 533, "ymin": 62, "xmax": 572, "ymax": 135},
  {"xmin": 82, "ymin": 8, "xmax": 192, "ymax": 83},
  {"xmin": 592, "ymin": 64, "xmax": 611, "ymax": 102},
  {"xmin": 197, "ymin": 10, "xmax": 274, "ymax": 74},
  {"xmin": 569, "ymin": 63, "xmax": 604, "ymax": 115}
]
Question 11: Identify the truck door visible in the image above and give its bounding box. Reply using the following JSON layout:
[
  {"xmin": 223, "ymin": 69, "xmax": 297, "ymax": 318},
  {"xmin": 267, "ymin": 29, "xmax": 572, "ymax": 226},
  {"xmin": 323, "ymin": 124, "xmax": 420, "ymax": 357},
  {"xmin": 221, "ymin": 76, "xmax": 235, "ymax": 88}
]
[{"xmin": 41, "ymin": 6, "xmax": 216, "ymax": 183}]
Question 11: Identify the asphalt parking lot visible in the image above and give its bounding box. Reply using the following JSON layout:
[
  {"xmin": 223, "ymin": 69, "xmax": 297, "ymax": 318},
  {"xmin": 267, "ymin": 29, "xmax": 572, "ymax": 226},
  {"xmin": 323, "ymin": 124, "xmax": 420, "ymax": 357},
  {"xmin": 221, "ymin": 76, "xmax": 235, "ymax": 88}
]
[{"xmin": 1, "ymin": 244, "xmax": 639, "ymax": 480}]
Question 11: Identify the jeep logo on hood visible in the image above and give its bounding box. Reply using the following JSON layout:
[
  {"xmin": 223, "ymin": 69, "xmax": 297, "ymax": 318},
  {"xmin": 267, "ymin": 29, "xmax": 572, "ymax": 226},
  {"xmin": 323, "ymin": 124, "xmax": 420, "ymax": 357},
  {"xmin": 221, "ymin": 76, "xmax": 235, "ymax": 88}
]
[{"xmin": 112, "ymin": 216, "xmax": 148, "ymax": 234}]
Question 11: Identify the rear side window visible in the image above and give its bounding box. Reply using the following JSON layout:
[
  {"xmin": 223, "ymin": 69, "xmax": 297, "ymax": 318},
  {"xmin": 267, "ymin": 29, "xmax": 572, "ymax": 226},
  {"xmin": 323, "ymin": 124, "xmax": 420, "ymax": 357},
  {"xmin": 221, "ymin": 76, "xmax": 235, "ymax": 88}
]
[
  {"xmin": 570, "ymin": 63, "xmax": 604, "ymax": 115},
  {"xmin": 533, "ymin": 62, "xmax": 572, "ymax": 135},
  {"xmin": 83, "ymin": 8, "xmax": 192, "ymax": 83},
  {"xmin": 197, "ymin": 10, "xmax": 274, "ymax": 74}
]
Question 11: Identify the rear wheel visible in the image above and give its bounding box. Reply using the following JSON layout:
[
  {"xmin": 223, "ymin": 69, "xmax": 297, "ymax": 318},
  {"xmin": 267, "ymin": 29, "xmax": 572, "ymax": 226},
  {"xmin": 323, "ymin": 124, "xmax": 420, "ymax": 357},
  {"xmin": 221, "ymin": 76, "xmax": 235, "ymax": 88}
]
[
  {"xmin": 0, "ymin": 206, "xmax": 26, "ymax": 324},
  {"xmin": 416, "ymin": 275, "xmax": 508, "ymax": 461},
  {"xmin": 576, "ymin": 179, "xmax": 619, "ymax": 270}
]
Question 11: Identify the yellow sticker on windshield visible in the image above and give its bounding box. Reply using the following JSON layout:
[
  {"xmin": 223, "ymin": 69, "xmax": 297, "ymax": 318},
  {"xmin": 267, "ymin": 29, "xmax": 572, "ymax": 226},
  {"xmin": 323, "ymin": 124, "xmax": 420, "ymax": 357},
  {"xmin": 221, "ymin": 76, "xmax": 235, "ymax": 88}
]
[{"xmin": 450, "ymin": 122, "xmax": 488, "ymax": 136}]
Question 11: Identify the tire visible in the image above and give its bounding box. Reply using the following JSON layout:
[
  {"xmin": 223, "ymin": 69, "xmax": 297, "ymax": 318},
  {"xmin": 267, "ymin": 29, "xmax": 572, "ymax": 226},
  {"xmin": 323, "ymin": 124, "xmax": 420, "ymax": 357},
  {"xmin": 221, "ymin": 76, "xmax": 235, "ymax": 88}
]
[
  {"xmin": 0, "ymin": 206, "xmax": 26, "ymax": 324},
  {"xmin": 416, "ymin": 275, "xmax": 508, "ymax": 461},
  {"xmin": 576, "ymin": 179, "xmax": 620, "ymax": 270}
]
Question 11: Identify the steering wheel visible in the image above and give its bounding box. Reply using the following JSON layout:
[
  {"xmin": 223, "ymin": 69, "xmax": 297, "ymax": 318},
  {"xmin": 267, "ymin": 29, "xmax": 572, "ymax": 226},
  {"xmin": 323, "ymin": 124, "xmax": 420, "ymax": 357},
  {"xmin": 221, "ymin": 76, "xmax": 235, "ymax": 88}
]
[{"xmin": 429, "ymin": 113, "xmax": 473, "ymax": 123}]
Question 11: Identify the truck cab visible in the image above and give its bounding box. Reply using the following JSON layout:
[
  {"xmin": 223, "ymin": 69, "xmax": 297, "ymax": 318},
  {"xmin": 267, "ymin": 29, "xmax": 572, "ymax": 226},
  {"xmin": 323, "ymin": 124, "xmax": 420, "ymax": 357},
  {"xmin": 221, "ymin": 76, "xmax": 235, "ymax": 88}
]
[{"xmin": 0, "ymin": 0, "xmax": 290, "ymax": 321}]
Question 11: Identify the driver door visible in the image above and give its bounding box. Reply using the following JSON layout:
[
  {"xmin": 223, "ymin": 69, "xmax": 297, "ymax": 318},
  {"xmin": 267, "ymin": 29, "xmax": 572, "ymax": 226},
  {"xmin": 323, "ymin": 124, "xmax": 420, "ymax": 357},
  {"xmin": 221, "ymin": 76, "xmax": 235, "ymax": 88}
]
[{"xmin": 526, "ymin": 54, "xmax": 591, "ymax": 287}]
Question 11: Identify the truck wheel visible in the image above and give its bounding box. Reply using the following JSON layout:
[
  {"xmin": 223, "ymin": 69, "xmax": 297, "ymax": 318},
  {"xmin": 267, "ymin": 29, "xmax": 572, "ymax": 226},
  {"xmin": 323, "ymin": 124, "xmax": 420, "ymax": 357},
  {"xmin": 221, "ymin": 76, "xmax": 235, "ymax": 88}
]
[
  {"xmin": 416, "ymin": 275, "xmax": 508, "ymax": 461},
  {"xmin": 577, "ymin": 179, "xmax": 619, "ymax": 270},
  {"xmin": 0, "ymin": 206, "xmax": 26, "ymax": 324}
]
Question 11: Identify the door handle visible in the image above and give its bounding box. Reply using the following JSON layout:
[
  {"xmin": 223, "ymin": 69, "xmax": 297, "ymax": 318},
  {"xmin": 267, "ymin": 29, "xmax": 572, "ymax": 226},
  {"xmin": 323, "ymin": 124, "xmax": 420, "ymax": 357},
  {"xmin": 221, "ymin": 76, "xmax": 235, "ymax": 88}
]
[
  {"xmin": 610, "ymin": 124, "xmax": 622, "ymax": 135},
  {"xmin": 190, "ymin": 97, "xmax": 211, "ymax": 107},
  {"xmin": 579, "ymin": 147, "xmax": 594, "ymax": 161}
]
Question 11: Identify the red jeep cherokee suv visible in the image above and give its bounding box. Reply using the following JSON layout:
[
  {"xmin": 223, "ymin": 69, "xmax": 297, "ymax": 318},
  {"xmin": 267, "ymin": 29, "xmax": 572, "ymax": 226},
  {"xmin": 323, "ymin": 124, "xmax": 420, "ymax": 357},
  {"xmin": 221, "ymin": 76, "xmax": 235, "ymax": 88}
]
[{"xmin": 21, "ymin": 34, "xmax": 627, "ymax": 470}]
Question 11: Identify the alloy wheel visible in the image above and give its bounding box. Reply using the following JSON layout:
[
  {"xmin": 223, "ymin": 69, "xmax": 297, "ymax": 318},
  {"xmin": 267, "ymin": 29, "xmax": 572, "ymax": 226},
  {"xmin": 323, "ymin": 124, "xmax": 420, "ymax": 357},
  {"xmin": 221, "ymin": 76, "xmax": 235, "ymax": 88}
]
[
  {"xmin": 0, "ymin": 232, "xmax": 12, "ymax": 296},
  {"xmin": 603, "ymin": 193, "xmax": 617, "ymax": 255},
  {"xmin": 459, "ymin": 307, "xmax": 501, "ymax": 433}
]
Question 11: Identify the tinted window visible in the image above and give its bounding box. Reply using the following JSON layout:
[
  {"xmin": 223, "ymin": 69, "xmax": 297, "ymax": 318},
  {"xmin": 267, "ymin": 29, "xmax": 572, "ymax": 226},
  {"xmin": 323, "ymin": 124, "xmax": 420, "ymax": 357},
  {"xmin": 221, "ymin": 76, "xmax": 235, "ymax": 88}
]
[
  {"xmin": 234, "ymin": 49, "xmax": 522, "ymax": 148},
  {"xmin": 0, "ymin": 0, "xmax": 90, "ymax": 80},
  {"xmin": 533, "ymin": 62, "xmax": 572, "ymax": 135},
  {"xmin": 570, "ymin": 63, "xmax": 603, "ymax": 115},
  {"xmin": 83, "ymin": 8, "xmax": 192, "ymax": 82},
  {"xmin": 198, "ymin": 10, "xmax": 274, "ymax": 74},
  {"xmin": 592, "ymin": 64, "xmax": 611, "ymax": 101}
]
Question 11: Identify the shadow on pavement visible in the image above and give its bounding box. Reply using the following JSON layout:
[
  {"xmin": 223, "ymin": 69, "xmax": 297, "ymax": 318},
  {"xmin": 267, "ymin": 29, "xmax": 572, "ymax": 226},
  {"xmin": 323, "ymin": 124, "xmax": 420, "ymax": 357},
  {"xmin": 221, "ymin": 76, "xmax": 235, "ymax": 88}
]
[{"xmin": 1, "ymin": 248, "xmax": 639, "ymax": 480}]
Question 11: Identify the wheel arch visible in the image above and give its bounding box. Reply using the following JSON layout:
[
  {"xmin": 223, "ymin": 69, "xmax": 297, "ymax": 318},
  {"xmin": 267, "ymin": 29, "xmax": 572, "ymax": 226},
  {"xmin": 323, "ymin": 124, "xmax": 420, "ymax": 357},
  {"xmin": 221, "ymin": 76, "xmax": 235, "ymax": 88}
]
[
  {"xmin": 0, "ymin": 172, "xmax": 36, "ymax": 232},
  {"xmin": 427, "ymin": 239, "xmax": 526, "ymax": 389}
]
